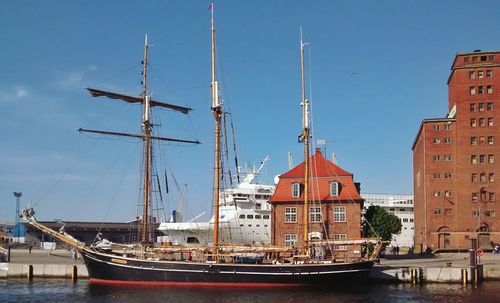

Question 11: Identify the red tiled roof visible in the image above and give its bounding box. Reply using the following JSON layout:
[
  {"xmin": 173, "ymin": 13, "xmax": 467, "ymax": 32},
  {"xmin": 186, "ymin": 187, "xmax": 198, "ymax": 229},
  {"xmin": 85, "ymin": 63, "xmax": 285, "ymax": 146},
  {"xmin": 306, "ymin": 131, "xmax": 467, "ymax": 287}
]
[{"xmin": 270, "ymin": 148, "xmax": 362, "ymax": 203}]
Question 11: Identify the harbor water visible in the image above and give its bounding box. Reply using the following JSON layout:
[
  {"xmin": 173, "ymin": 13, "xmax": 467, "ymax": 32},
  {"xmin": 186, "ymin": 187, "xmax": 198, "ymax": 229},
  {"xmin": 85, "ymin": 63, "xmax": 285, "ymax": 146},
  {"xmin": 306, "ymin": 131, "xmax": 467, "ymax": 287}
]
[{"xmin": 1, "ymin": 279, "xmax": 500, "ymax": 303}]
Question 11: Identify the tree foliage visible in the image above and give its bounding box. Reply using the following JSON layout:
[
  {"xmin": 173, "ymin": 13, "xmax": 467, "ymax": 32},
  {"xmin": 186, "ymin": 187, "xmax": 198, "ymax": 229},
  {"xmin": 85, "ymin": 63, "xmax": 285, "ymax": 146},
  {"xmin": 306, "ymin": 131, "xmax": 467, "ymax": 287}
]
[{"xmin": 364, "ymin": 205, "xmax": 402, "ymax": 242}]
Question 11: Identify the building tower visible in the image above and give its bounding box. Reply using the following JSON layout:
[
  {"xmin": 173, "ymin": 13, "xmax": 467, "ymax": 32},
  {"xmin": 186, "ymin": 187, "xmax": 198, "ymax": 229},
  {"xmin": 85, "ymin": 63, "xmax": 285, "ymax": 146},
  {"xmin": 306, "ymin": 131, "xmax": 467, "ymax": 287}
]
[{"xmin": 413, "ymin": 50, "xmax": 500, "ymax": 251}]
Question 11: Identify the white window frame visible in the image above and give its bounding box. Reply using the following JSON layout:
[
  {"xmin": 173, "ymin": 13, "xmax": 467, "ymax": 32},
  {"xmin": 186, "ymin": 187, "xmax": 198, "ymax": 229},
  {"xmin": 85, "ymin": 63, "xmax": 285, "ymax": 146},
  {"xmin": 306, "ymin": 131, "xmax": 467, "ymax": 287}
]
[
  {"xmin": 333, "ymin": 206, "xmax": 346, "ymax": 222},
  {"xmin": 284, "ymin": 234, "xmax": 297, "ymax": 247},
  {"xmin": 291, "ymin": 183, "xmax": 300, "ymax": 198},
  {"xmin": 330, "ymin": 182, "xmax": 339, "ymax": 197},
  {"xmin": 309, "ymin": 206, "xmax": 322, "ymax": 223},
  {"xmin": 285, "ymin": 207, "xmax": 297, "ymax": 223}
]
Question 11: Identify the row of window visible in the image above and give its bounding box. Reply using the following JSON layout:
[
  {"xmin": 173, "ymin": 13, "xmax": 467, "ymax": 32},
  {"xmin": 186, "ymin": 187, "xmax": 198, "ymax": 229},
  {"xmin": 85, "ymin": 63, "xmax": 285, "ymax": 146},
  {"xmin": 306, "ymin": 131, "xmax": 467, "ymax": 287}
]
[
  {"xmin": 464, "ymin": 55, "xmax": 495, "ymax": 63},
  {"xmin": 284, "ymin": 206, "xmax": 346, "ymax": 223},
  {"xmin": 469, "ymin": 70, "xmax": 493, "ymax": 79},
  {"xmin": 470, "ymin": 85, "xmax": 494, "ymax": 95},
  {"xmin": 470, "ymin": 102, "xmax": 494, "ymax": 112},
  {"xmin": 401, "ymin": 218, "xmax": 414, "ymax": 223},
  {"xmin": 433, "ymin": 190, "xmax": 453, "ymax": 197},
  {"xmin": 471, "ymin": 154, "xmax": 495, "ymax": 164},
  {"xmin": 434, "ymin": 208, "xmax": 453, "ymax": 215},
  {"xmin": 471, "ymin": 191, "xmax": 496, "ymax": 202},
  {"xmin": 432, "ymin": 137, "xmax": 452, "ymax": 144},
  {"xmin": 472, "ymin": 210, "xmax": 496, "ymax": 217},
  {"xmin": 433, "ymin": 172, "xmax": 452, "ymax": 179},
  {"xmin": 284, "ymin": 233, "xmax": 348, "ymax": 250},
  {"xmin": 238, "ymin": 214, "xmax": 270, "ymax": 220},
  {"xmin": 432, "ymin": 124, "xmax": 452, "ymax": 131},
  {"xmin": 433, "ymin": 154, "xmax": 452, "ymax": 161},
  {"xmin": 471, "ymin": 173, "xmax": 495, "ymax": 182},
  {"xmin": 291, "ymin": 182, "xmax": 339, "ymax": 198},
  {"xmin": 471, "ymin": 136, "xmax": 494, "ymax": 145},
  {"xmin": 471, "ymin": 117, "xmax": 494, "ymax": 127}
]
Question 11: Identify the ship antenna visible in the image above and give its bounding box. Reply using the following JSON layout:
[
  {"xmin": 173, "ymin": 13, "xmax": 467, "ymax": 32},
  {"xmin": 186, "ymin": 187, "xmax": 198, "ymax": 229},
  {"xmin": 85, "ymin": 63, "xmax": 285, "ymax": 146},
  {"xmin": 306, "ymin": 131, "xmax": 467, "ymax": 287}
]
[{"xmin": 210, "ymin": 2, "xmax": 222, "ymax": 261}]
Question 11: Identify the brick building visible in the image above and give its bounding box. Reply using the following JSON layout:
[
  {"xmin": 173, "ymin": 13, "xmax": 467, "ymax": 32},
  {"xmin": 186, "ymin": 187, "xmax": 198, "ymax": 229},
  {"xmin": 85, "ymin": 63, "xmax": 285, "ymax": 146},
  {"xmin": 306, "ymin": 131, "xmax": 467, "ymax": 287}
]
[
  {"xmin": 413, "ymin": 50, "xmax": 500, "ymax": 251},
  {"xmin": 270, "ymin": 148, "xmax": 364, "ymax": 259}
]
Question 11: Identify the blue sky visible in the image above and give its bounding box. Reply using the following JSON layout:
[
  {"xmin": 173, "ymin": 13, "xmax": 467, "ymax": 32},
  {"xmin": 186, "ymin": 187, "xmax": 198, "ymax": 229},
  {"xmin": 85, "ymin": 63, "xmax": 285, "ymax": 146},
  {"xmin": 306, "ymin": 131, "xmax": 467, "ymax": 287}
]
[{"xmin": 2, "ymin": 0, "xmax": 500, "ymax": 223}]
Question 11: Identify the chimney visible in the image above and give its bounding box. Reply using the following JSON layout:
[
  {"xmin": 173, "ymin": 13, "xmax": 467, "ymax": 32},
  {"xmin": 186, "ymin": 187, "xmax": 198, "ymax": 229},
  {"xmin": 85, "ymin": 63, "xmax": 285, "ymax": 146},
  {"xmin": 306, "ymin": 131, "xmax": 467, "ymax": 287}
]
[{"xmin": 315, "ymin": 147, "xmax": 322, "ymax": 154}]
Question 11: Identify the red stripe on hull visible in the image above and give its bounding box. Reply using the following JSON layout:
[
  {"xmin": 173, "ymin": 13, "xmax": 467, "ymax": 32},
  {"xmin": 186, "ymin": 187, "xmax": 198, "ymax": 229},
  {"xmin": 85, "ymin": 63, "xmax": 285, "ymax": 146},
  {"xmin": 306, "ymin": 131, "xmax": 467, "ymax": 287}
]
[{"xmin": 89, "ymin": 278, "xmax": 306, "ymax": 288}]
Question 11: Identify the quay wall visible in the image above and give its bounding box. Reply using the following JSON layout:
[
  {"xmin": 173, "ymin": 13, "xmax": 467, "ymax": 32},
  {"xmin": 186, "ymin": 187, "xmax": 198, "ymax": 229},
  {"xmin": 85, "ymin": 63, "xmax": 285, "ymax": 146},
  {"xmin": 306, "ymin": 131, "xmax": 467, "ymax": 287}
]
[{"xmin": 0, "ymin": 263, "xmax": 88, "ymax": 279}]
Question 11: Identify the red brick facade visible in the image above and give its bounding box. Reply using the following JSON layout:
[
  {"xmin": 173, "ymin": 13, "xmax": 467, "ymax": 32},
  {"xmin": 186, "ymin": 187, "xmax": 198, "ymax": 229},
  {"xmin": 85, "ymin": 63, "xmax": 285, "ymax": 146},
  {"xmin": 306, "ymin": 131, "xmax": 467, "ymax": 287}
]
[
  {"xmin": 413, "ymin": 51, "xmax": 500, "ymax": 251},
  {"xmin": 270, "ymin": 148, "xmax": 364, "ymax": 259}
]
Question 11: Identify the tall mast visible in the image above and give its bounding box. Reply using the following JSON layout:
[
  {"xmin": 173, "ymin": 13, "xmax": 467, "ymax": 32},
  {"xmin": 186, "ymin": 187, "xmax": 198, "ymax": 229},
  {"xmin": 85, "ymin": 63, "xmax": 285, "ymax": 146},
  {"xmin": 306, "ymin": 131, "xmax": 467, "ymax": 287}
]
[
  {"xmin": 141, "ymin": 34, "xmax": 153, "ymax": 244},
  {"xmin": 300, "ymin": 29, "xmax": 310, "ymax": 256},
  {"xmin": 210, "ymin": 3, "xmax": 222, "ymax": 260}
]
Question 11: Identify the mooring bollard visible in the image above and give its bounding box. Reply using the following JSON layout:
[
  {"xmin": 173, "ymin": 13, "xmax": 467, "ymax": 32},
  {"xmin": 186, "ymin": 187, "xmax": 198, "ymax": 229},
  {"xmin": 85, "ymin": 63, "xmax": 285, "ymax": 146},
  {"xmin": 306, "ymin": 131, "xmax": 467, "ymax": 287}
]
[
  {"xmin": 27, "ymin": 265, "xmax": 33, "ymax": 281},
  {"xmin": 462, "ymin": 268, "xmax": 468, "ymax": 285},
  {"xmin": 72, "ymin": 265, "xmax": 78, "ymax": 282},
  {"xmin": 7, "ymin": 246, "xmax": 11, "ymax": 263}
]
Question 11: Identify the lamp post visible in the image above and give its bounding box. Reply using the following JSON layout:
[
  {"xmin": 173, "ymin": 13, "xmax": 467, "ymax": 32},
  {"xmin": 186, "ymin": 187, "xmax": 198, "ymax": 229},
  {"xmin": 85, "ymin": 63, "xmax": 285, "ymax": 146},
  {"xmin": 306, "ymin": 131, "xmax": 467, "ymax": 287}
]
[{"xmin": 13, "ymin": 192, "xmax": 22, "ymax": 243}]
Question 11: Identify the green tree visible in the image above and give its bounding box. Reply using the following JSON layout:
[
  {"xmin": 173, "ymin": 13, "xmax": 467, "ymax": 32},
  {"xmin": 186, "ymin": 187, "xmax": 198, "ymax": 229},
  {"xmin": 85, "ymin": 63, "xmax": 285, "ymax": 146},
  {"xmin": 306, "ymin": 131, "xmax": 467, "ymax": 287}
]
[{"xmin": 364, "ymin": 205, "xmax": 402, "ymax": 242}]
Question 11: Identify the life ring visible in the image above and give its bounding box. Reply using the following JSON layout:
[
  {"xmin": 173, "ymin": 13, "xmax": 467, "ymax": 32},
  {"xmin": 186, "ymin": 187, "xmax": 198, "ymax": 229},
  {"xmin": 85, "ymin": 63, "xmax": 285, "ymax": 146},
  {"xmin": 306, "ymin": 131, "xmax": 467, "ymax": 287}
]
[{"xmin": 476, "ymin": 248, "xmax": 484, "ymax": 257}]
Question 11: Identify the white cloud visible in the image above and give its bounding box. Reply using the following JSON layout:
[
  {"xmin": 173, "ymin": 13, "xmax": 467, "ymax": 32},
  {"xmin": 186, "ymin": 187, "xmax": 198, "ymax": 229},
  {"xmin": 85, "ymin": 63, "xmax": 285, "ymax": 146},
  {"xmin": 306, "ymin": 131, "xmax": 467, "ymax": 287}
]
[
  {"xmin": 51, "ymin": 65, "xmax": 98, "ymax": 92},
  {"xmin": 0, "ymin": 85, "xmax": 30, "ymax": 104}
]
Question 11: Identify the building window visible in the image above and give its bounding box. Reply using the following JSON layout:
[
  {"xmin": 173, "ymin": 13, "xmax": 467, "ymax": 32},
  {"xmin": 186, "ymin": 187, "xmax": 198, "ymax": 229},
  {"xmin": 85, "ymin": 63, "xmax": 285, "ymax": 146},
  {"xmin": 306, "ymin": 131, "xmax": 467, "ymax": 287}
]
[
  {"xmin": 488, "ymin": 117, "xmax": 494, "ymax": 127},
  {"xmin": 473, "ymin": 211, "xmax": 479, "ymax": 217},
  {"xmin": 444, "ymin": 137, "xmax": 452, "ymax": 144},
  {"xmin": 487, "ymin": 102, "xmax": 493, "ymax": 111},
  {"xmin": 480, "ymin": 136, "xmax": 486, "ymax": 145},
  {"xmin": 433, "ymin": 124, "xmax": 440, "ymax": 131},
  {"xmin": 489, "ymin": 173, "xmax": 495, "ymax": 182},
  {"xmin": 291, "ymin": 183, "xmax": 300, "ymax": 198},
  {"xmin": 434, "ymin": 208, "xmax": 441, "ymax": 215},
  {"xmin": 470, "ymin": 87, "xmax": 476, "ymax": 95},
  {"xmin": 489, "ymin": 155, "xmax": 495, "ymax": 163},
  {"xmin": 471, "ymin": 137, "xmax": 477, "ymax": 145},
  {"xmin": 479, "ymin": 103, "xmax": 485, "ymax": 111},
  {"xmin": 239, "ymin": 214, "xmax": 245, "ymax": 219},
  {"xmin": 472, "ymin": 192, "xmax": 478, "ymax": 202},
  {"xmin": 434, "ymin": 191, "xmax": 442, "ymax": 197},
  {"xmin": 488, "ymin": 136, "xmax": 494, "ymax": 145},
  {"xmin": 433, "ymin": 173, "xmax": 441, "ymax": 179},
  {"xmin": 480, "ymin": 173, "xmax": 487, "ymax": 182},
  {"xmin": 445, "ymin": 190, "xmax": 452, "ymax": 197},
  {"xmin": 490, "ymin": 192, "xmax": 496, "ymax": 201},
  {"xmin": 487, "ymin": 86, "xmax": 493, "ymax": 94},
  {"xmin": 469, "ymin": 71, "xmax": 476, "ymax": 79},
  {"xmin": 445, "ymin": 208, "xmax": 452, "ymax": 215},
  {"xmin": 480, "ymin": 155, "xmax": 486, "ymax": 164},
  {"xmin": 478, "ymin": 71, "xmax": 484, "ymax": 79},
  {"xmin": 433, "ymin": 155, "xmax": 441, "ymax": 161},
  {"xmin": 487, "ymin": 70, "xmax": 493, "ymax": 78},
  {"xmin": 402, "ymin": 218, "xmax": 408, "ymax": 223},
  {"xmin": 445, "ymin": 123, "xmax": 452, "ymax": 130},
  {"xmin": 472, "ymin": 173, "xmax": 478, "ymax": 182},
  {"xmin": 464, "ymin": 57, "xmax": 470, "ymax": 63},
  {"xmin": 444, "ymin": 173, "xmax": 452, "ymax": 179},
  {"xmin": 333, "ymin": 206, "xmax": 346, "ymax": 222},
  {"xmin": 472, "ymin": 56, "xmax": 478, "ymax": 62},
  {"xmin": 470, "ymin": 103, "xmax": 476, "ymax": 112},
  {"xmin": 485, "ymin": 210, "xmax": 496, "ymax": 217},
  {"xmin": 263, "ymin": 215, "xmax": 269, "ymax": 219},
  {"xmin": 471, "ymin": 155, "xmax": 478, "ymax": 164},
  {"xmin": 330, "ymin": 182, "xmax": 339, "ymax": 197},
  {"xmin": 333, "ymin": 234, "xmax": 347, "ymax": 251},
  {"xmin": 285, "ymin": 207, "xmax": 297, "ymax": 223},
  {"xmin": 247, "ymin": 214, "xmax": 254, "ymax": 219},
  {"xmin": 284, "ymin": 234, "xmax": 297, "ymax": 247},
  {"xmin": 444, "ymin": 154, "xmax": 452, "ymax": 161},
  {"xmin": 478, "ymin": 86, "xmax": 484, "ymax": 94},
  {"xmin": 309, "ymin": 207, "xmax": 322, "ymax": 223},
  {"xmin": 481, "ymin": 55, "xmax": 487, "ymax": 62},
  {"xmin": 479, "ymin": 118, "xmax": 486, "ymax": 127},
  {"xmin": 471, "ymin": 118, "xmax": 477, "ymax": 127},
  {"xmin": 489, "ymin": 55, "xmax": 495, "ymax": 61},
  {"xmin": 433, "ymin": 137, "xmax": 441, "ymax": 144}
]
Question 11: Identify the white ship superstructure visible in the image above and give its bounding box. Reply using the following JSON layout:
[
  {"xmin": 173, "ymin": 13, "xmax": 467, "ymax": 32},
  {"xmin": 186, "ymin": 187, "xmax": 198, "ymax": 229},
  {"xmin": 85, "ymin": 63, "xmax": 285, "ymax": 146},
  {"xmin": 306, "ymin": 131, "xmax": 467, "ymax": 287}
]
[{"xmin": 158, "ymin": 157, "xmax": 274, "ymax": 245}]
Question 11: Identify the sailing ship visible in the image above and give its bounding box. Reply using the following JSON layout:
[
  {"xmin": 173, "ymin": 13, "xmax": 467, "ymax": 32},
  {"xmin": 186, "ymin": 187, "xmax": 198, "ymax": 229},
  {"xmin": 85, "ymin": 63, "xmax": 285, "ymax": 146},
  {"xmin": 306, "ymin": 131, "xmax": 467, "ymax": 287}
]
[
  {"xmin": 21, "ymin": 5, "xmax": 380, "ymax": 286},
  {"xmin": 158, "ymin": 157, "xmax": 275, "ymax": 246}
]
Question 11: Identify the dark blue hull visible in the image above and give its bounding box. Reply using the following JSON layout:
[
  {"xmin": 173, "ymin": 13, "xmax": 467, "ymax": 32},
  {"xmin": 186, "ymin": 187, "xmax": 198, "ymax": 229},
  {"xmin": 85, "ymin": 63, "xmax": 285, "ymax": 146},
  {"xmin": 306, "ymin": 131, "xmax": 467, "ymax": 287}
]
[{"xmin": 81, "ymin": 248, "xmax": 374, "ymax": 287}]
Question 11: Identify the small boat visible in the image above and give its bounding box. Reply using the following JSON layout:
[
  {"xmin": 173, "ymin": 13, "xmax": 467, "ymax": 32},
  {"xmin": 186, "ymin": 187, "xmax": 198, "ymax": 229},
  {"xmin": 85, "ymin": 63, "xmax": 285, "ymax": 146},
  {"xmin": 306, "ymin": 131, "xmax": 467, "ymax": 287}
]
[{"xmin": 21, "ymin": 4, "xmax": 380, "ymax": 287}]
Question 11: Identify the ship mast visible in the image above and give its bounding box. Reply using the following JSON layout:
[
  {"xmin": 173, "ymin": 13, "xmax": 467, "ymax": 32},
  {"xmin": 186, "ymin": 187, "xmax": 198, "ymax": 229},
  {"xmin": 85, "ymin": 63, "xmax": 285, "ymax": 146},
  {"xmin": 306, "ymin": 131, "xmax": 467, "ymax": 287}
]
[
  {"xmin": 141, "ymin": 35, "xmax": 153, "ymax": 244},
  {"xmin": 210, "ymin": 3, "xmax": 222, "ymax": 260},
  {"xmin": 79, "ymin": 36, "xmax": 200, "ymax": 247},
  {"xmin": 299, "ymin": 29, "xmax": 311, "ymax": 256}
]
